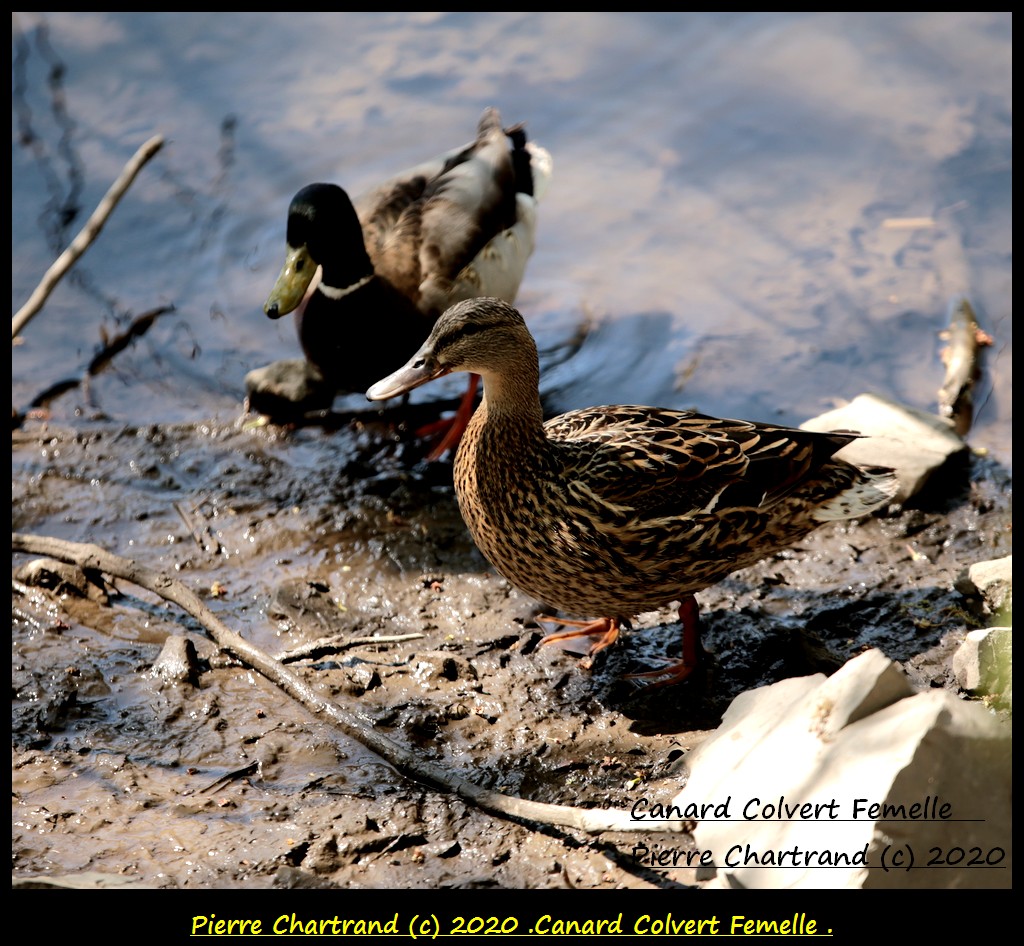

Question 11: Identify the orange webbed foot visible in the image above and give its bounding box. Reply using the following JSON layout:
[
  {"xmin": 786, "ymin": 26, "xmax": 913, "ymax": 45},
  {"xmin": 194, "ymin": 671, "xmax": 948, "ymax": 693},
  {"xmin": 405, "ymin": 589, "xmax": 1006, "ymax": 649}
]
[
  {"xmin": 536, "ymin": 615, "xmax": 621, "ymax": 668},
  {"xmin": 625, "ymin": 657, "xmax": 697, "ymax": 689},
  {"xmin": 624, "ymin": 595, "xmax": 703, "ymax": 691}
]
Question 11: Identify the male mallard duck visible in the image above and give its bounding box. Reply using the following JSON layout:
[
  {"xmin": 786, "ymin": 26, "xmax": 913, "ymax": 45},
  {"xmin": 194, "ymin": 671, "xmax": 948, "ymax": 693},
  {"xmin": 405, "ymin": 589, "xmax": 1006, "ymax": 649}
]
[
  {"xmin": 246, "ymin": 107, "xmax": 551, "ymax": 459},
  {"xmin": 367, "ymin": 298, "xmax": 900, "ymax": 685}
]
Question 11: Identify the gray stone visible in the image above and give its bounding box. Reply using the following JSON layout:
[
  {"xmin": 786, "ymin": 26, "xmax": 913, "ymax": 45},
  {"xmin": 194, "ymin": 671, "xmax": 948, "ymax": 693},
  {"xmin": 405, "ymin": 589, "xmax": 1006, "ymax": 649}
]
[
  {"xmin": 957, "ymin": 555, "xmax": 1013, "ymax": 618},
  {"xmin": 952, "ymin": 627, "xmax": 1012, "ymax": 704},
  {"xmin": 151, "ymin": 635, "xmax": 201, "ymax": 686}
]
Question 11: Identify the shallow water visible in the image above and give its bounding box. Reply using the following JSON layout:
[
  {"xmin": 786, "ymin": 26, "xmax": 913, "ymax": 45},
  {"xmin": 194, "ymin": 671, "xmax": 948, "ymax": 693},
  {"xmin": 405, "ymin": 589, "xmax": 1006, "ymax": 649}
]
[{"xmin": 12, "ymin": 11, "xmax": 1012, "ymax": 468}]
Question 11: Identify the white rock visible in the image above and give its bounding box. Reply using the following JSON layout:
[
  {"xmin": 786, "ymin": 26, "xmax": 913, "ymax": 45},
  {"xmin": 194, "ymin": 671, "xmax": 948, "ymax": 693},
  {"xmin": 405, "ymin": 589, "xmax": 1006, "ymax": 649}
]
[
  {"xmin": 802, "ymin": 393, "xmax": 967, "ymax": 503},
  {"xmin": 665, "ymin": 650, "xmax": 1011, "ymax": 888}
]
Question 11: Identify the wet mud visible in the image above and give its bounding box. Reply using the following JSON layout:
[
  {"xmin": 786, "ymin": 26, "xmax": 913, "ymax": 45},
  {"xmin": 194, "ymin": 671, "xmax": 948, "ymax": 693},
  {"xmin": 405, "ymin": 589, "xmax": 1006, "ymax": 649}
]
[{"xmin": 11, "ymin": 408, "xmax": 1012, "ymax": 889}]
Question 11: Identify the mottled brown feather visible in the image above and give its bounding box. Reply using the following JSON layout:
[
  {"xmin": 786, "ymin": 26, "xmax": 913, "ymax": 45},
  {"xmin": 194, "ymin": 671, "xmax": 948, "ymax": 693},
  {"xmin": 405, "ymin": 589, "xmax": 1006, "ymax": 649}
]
[{"xmin": 369, "ymin": 298, "xmax": 899, "ymax": 626}]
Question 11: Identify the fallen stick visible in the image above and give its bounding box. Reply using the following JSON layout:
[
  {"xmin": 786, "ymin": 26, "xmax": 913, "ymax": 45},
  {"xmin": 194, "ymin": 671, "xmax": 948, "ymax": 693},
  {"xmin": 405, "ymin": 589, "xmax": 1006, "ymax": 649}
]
[
  {"xmin": 17, "ymin": 305, "xmax": 175, "ymax": 422},
  {"xmin": 12, "ymin": 134, "xmax": 165, "ymax": 340},
  {"xmin": 276, "ymin": 632, "xmax": 426, "ymax": 663},
  {"xmin": 12, "ymin": 531, "xmax": 665, "ymax": 836}
]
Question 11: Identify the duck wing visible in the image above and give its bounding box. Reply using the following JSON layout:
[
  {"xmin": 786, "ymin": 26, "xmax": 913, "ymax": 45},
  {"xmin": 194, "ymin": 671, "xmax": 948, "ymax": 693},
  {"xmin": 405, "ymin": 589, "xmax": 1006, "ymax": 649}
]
[
  {"xmin": 546, "ymin": 407, "xmax": 861, "ymax": 519},
  {"xmin": 356, "ymin": 108, "xmax": 529, "ymax": 315}
]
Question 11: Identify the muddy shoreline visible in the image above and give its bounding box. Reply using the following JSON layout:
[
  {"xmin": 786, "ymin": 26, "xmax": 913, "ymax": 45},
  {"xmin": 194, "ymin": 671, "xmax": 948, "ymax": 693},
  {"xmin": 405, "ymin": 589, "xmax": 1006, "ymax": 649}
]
[{"xmin": 12, "ymin": 410, "xmax": 1011, "ymax": 889}]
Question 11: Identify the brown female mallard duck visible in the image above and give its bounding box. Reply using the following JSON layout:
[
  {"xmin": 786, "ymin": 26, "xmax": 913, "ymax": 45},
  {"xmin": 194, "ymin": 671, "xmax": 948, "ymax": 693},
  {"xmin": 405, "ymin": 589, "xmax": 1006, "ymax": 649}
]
[
  {"xmin": 367, "ymin": 298, "xmax": 900, "ymax": 685},
  {"xmin": 246, "ymin": 107, "xmax": 552, "ymax": 459}
]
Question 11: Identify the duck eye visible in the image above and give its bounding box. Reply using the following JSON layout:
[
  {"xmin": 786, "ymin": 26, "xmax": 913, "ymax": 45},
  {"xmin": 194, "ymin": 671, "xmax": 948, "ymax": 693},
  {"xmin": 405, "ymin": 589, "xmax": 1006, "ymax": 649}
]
[{"xmin": 456, "ymin": 322, "xmax": 486, "ymax": 340}]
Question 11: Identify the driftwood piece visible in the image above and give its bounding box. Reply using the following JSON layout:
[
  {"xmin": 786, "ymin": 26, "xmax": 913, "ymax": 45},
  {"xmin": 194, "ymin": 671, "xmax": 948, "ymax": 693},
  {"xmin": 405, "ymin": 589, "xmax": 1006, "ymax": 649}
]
[
  {"xmin": 12, "ymin": 134, "xmax": 165, "ymax": 340},
  {"xmin": 11, "ymin": 530, "xmax": 661, "ymax": 837},
  {"xmin": 937, "ymin": 298, "xmax": 992, "ymax": 437}
]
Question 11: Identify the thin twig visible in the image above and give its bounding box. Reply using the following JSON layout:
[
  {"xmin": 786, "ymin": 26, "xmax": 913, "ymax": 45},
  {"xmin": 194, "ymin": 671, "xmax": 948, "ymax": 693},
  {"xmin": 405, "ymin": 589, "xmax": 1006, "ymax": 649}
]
[
  {"xmin": 277, "ymin": 633, "xmax": 426, "ymax": 663},
  {"xmin": 173, "ymin": 497, "xmax": 222, "ymax": 555},
  {"xmin": 11, "ymin": 531, "xmax": 666, "ymax": 836},
  {"xmin": 85, "ymin": 304, "xmax": 175, "ymax": 374},
  {"xmin": 14, "ymin": 305, "xmax": 176, "ymax": 425},
  {"xmin": 12, "ymin": 134, "xmax": 165, "ymax": 340}
]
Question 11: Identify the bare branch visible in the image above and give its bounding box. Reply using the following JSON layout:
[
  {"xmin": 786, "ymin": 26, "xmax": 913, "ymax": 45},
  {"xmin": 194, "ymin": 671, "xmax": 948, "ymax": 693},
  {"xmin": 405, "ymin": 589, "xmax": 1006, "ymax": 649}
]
[
  {"xmin": 13, "ymin": 304, "xmax": 175, "ymax": 425},
  {"xmin": 12, "ymin": 134, "xmax": 165, "ymax": 340},
  {"xmin": 12, "ymin": 531, "xmax": 667, "ymax": 836},
  {"xmin": 276, "ymin": 632, "xmax": 426, "ymax": 663}
]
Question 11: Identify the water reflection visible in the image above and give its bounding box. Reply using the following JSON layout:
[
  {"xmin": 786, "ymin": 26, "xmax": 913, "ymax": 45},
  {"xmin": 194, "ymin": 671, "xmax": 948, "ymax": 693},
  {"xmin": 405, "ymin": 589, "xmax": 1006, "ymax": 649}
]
[{"xmin": 11, "ymin": 12, "xmax": 1012, "ymax": 467}]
